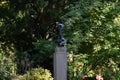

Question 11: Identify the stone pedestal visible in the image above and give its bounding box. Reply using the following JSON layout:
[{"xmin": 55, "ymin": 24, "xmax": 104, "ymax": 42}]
[{"xmin": 54, "ymin": 47, "xmax": 67, "ymax": 80}]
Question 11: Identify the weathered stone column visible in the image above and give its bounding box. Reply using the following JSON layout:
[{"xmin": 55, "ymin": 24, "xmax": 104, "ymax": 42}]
[{"xmin": 54, "ymin": 46, "xmax": 67, "ymax": 80}]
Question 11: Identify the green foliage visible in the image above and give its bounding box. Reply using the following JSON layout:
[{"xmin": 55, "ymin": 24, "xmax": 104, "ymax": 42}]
[
  {"xmin": 0, "ymin": 0, "xmax": 74, "ymax": 74},
  {"xmin": 0, "ymin": 43, "xmax": 16, "ymax": 80},
  {"xmin": 67, "ymin": 53, "xmax": 94, "ymax": 80},
  {"xmin": 12, "ymin": 39, "xmax": 55, "ymax": 74},
  {"xmin": 104, "ymin": 69, "xmax": 120, "ymax": 79},
  {"xmin": 31, "ymin": 39, "xmax": 55, "ymax": 70},
  {"xmin": 67, "ymin": 53, "xmax": 120, "ymax": 79},
  {"xmin": 62, "ymin": 0, "xmax": 120, "ymax": 73},
  {"xmin": 14, "ymin": 67, "xmax": 53, "ymax": 80},
  {"xmin": 62, "ymin": 0, "xmax": 120, "ymax": 79},
  {"xmin": 0, "ymin": 0, "xmax": 120, "ymax": 79}
]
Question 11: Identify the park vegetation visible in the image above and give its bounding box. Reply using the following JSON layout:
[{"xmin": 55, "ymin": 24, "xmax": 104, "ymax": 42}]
[{"xmin": 0, "ymin": 0, "xmax": 120, "ymax": 79}]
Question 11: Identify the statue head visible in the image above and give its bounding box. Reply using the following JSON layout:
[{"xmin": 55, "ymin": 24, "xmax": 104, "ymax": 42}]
[{"xmin": 56, "ymin": 22, "xmax": 64, "ymax": 28}]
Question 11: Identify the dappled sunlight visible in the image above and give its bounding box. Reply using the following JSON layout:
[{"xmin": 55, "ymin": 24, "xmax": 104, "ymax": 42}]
[{"xmin": 0, "ymin": 0, "xmax": 120, "ymax": 79}]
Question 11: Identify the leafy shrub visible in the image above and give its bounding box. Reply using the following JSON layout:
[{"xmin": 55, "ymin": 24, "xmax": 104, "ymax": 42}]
[
  {"xmin": 0, "ymin": 44, "xmax": 16, "ymax": 80},
  {"xmin": 67, "ymin": 54, "xmax": 91, "ymax": 80},
  {"xmin": 103, "ymin": 66, "xmax": 120, "ymax": 79},
  {"xmin": 14, "ymin": 67, "xmax": 53, "ymax": 80},
  {"xmin": 63, "ymin": 0, "xmax": 120, "ymax": 79}
]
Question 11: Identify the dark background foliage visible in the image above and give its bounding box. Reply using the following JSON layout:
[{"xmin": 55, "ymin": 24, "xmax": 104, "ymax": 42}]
[{"xmin": 0, "ymin": 0, "xmax": 120, "ymax": 79}]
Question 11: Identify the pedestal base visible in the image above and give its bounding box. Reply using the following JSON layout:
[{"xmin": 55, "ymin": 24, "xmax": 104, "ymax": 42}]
[{"xmin": 54, "ymin": 46, "xmax": 67, "ymax": 80}]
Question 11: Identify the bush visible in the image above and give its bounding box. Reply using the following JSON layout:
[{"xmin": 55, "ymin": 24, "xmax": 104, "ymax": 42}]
[
  {"xmin": 0, "ymin": 44, "xmax": 16, "ymax": 80},
  {"xmin": 14, "ymin": 67, "xmax": 53, "ymax": 80}
]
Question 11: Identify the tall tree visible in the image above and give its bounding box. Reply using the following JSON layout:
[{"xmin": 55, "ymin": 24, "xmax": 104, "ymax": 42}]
[
  {"xmin": 62, "ymin": 0, "xmax": 120, "ymax": 76},
  {"xmin": 0, "ymin": 0, "xmax": 75, "ymax": 74}
]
